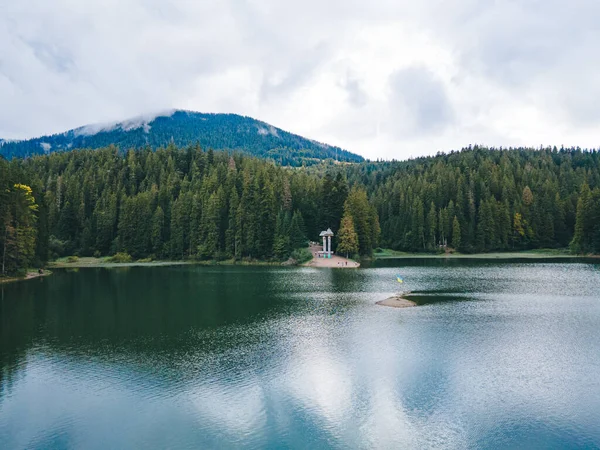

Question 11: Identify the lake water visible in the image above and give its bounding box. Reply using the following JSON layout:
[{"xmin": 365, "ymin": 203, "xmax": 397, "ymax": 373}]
[{"xmin": 1, "ymin": 260, "xmax": 600, "ymax": 449}]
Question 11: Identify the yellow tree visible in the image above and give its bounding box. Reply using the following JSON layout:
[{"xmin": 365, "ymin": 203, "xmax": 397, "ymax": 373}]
[
  {"xmin": 512, "ymin": 212, "xmax": 525, "ymax": 248},
  {"xmin": 337, "ymin": 211, "xmax": 358, "ymax": 258}
]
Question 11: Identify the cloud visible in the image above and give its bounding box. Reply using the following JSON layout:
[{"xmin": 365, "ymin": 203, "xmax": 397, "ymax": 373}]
[
  {"xmin": 259, "ymin": 42, "xmax": 331, "ymax": 102},
  {"xmin": 339, "ymin": 73, "xmax": 368, "ymax": 108},
  {"xmin": 387, "ymin": 66, "xmax": 454, "ymax": 136},
  {"xmin": 1, "ymin": 0, "xmax": 600, "ymax": 160}
]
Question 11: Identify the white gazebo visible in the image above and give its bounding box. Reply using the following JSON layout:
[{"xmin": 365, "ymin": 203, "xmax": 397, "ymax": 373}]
[{"xmin": 318, "ymin": 228, "xmax": 334, "ymax": 258}]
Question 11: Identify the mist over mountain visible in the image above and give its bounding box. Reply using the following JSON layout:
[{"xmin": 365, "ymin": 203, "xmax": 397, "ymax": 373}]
[{"xmin": 0, "ymin": 110, "xmax": 363, "ymax": 166}]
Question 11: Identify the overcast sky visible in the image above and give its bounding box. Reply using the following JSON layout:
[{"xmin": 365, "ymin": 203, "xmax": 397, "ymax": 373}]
[{"xmin": 1, "ymin": 0, "xmax": 599, "ymax": 160}]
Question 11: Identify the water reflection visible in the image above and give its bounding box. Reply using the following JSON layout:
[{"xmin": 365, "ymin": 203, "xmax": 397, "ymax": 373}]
[{"xmin": 1, "ymin": 262, "xmax": 600, "ymax": 448}]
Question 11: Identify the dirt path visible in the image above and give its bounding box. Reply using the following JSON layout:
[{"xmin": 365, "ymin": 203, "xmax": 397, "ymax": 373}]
[{"xmin": 304, "ymin": 244, "xmax": 360, "ymax": 268}]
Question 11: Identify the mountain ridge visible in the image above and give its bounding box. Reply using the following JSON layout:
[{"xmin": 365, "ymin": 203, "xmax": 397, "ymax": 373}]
[{"xmin": 0, "ymin": 110, "xmax": 363, "ymax": 166}]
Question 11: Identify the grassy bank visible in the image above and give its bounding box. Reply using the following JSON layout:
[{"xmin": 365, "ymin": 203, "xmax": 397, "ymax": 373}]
[
  {"xmin": 48, "ymin": 251, "xmax": 312, "ymax": 269},
  {"xmin": 48, "ymin": 257, "xmax": 192, "ymax": 269},
  {"xmin": 372, "ymin": 248, "xmax": 596, "ymax": 259}
]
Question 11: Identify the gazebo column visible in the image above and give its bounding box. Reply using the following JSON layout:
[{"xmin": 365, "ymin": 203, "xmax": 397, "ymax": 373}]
[
  {"xmin": 328, "ymin": 235, "xmax": 332, "ymax": 257},
  {"xmin": 323, "ymin": 236, "xmax": 327, "ymax": 255}
]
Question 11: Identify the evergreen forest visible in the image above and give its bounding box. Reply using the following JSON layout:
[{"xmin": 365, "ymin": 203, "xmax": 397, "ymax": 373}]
[
  {"xmin": 1, "ymin": 145, "xmax": 599, "ymax": 276},
  {"xmin": 0, "ymin": 111, "xmax": 363, "ymax": 166},
  {"xmin": 361, "ymin": 147, "xmax": 600, "ymax": 254}
]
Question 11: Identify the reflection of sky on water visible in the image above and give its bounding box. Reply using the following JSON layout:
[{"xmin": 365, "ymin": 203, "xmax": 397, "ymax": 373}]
[{"xmin": 1, "ymin": 262, "xmax": 600, "ymax": 448}]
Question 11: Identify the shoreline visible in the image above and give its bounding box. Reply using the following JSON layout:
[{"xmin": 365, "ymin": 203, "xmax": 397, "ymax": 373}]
[
  {"xmin": 372, "ymin": 250, "xmax": 599, "ymax": 260},
  {"xmin": 0, "ymin": 270, "xmax": 52, "ymax": 285},
  {"xmin": 376, "ymin": 293, "xmax": 417, "ymax": 308},
  {"xmin": 48, "ymin": 257, "xmax": 297, "ymax": 269},
  {"xmin": 48, "ymin": 259, "xmax": 192, "ymax": 269},
  {"xmin": 303, "ymin": 244, "xmax": 360, "ymax": 268},
  {"xmin": 15, "ymin": 248, "xmax": 596, "ymax": 279}
]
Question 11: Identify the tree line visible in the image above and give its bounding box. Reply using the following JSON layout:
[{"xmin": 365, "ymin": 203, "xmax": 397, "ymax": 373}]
[
  {"xmin": 0, "ymin": 144, "xmax": 378, "ymax": 275},
  {"xmin": 346, "ymin": 146, "xmax": 600, "ymax": 254},
  {"xmin": 1, "ymin": 145, "xmax": 599, "ymax": 276}
]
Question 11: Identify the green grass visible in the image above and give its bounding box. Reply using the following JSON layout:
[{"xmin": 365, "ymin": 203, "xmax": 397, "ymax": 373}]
[
  {"xmin": 48, "ymin": 257, "xmax": 189, "ymax": 268},
  {"xmin": 373, "ymin": 248, "xmax": 423, "ymax": 258},
  {"xmin": 48, "ymin": 255, "xmax": 306, "ymax": 268},
  {"xmin": 519, "ymin": 248, "xmax": 573, "ymax": 255}
]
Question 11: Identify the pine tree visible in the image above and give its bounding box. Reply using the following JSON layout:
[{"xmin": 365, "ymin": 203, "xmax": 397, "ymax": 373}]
[
  {"xmin": 226, "ymin": 190, "xmax": 239, "ymax": 258},
  {"xmin": 411, "ymin": 199, "xmax": 425, "ymax": 250},
  {"xmin": 571, "ymin": 184, "xmax": 591, "ymax": 253},
  {"xmin": 451, "ymin": 216, "xmax": 461, "ymax": 250},
  {"xmin": 2, "ymin": 184, "xmax": 38, "ymax": 275},
  {"xmin": 282, "ymin": 177, "xmax": 292, "ymax": 211},
  {"xmin": 513, "ymin": 212, "xmax": 525, "ymax": 248},
  {"xmin": 371, "ymin": 208, "xmax": 381, "ymax": 250},
  {"xmin": 591, "ymin": 189, "xmax": 600, "ymax": 253},
  {"xmin": 198, "ymin": 192, "xmax": 220, "ymax": 259},
  {"xmin": 34, "ymin": 186, "xmax": 50, "ymax": 264},
  {"xmin": 235, "ymin": 201, "xmax": 244, "ymax": 259},
  {"xmin": 522, "ymin": 186, "xmax": 534, "ymax": 206},
  {"xmin": 427, "ymin": 201, "xmax": 437, "ymax": 249},
  {"xmin": 319, "ymin": 173, "xmax": 335, "ymax": 230},
  {"xmin": 169, "ymin": 198, "xmax": 185, "ymax": 259},
  {"xmin": 331, "ymin": 172, "xmax": 349, "ymax": 234},
  {"xmin": 289, "ymin": 210, "xmax": 307, "ymax": 249},
  {"xmin": 476, "ymin": 200, "xmax": 494, "ymax": 251},
  {"xmin": 273, "ymin": 211, "xmax": 291, "ymax": 260},
  {"xmin": 189, "ymin": 195, "xmax": 201, "ymax": 258},
  {"xmin": 151, "ymin": 206, "xmax": 165, "ymax": 256},
  {"xmin": 258, "ymin": 179, "xmax": 276, "ymax": 258},
  {"xmin": 438, "ymin": 208, "xmax": 448, "ymax": 247},
  {"xmin": 344, "ymin": 187, "xmax": 376, "ymax": 256}
]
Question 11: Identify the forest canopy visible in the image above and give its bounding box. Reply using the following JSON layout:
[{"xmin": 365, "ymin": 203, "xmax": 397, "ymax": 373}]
[
  {"xmin": 1, "ymin": 145, "xmax": 599, "ymax": 275},
  {"xmin": 353, "ymin": 146, "xmax": 600, "ymax": 254}
]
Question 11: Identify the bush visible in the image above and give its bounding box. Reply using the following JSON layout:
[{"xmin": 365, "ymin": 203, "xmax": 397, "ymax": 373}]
[
  {"xmin": 93, "ymin": 250, "xmax": 102, "ymax": 258},
  {"xmin": 137, "ymin": 257, "xmax": 153, "ymax": 263},
  {"xmin": 49, "ymin": 235, "xmax": 67, "ymax": 259},
  {"xmin": 290, "ymin": 247, "xmax": 312, "ymax": 265},
  {"xmin": 108, "ymin": 252, "xmax": 133, "ymax": 263},
  {"xmin": 66, "ymin": 256, "xmax": 79, "ymax": 263},
  {"xmin": 214, "ymin": 251, "xmax": 229, "ymax": 262}
]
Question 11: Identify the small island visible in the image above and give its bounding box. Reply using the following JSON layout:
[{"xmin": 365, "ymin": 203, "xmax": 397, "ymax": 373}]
[{"xmin": 376, "ymin": 293, "xmax": 417, "ymax": 308}]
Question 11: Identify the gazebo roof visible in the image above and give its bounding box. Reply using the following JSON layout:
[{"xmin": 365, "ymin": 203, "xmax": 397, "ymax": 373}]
[{"xmin": 319, "ymin": 228, "xmax": 334, "ymax": 237}]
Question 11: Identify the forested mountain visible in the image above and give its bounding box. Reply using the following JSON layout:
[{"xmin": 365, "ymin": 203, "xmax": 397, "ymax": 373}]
[
  {"xmin": 1, "ymin": 145, "xmax": 599, "ymax": 276},
  {"xmin": 0, "ymin": 110, "xmax": 363, "ymax": 166}
]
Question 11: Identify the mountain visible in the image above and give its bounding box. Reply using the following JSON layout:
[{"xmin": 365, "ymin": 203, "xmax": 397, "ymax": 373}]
[{"xmin": 0, "ymin": 110, "xmax": 363, "ymax": 165}]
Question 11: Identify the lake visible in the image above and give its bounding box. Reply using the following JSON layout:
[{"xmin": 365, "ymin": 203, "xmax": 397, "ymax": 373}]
[{"xmin": 1, "ymin": 260, "xmax": 600, "ymax": 449}]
